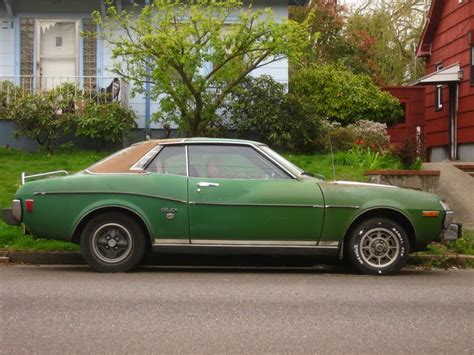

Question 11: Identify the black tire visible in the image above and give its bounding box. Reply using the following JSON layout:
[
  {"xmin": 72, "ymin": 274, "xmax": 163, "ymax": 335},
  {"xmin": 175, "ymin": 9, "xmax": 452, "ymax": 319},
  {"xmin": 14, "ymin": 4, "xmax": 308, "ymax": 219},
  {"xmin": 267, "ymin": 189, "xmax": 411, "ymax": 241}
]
[
  {"xmin": 80, "ymin": 212, "xmax": 146, "ymax": 272},
  {"xmin": 345, "ymin": 217, "xmax": 410, "ymax": 275}
]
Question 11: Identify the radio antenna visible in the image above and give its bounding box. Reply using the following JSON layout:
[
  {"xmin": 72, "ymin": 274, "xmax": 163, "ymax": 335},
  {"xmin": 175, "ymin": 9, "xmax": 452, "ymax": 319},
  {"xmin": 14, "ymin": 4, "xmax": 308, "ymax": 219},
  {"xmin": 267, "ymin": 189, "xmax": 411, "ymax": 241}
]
[{"xmin": 328, "ymin": 133, "xmax": 336, "ymax": 181}]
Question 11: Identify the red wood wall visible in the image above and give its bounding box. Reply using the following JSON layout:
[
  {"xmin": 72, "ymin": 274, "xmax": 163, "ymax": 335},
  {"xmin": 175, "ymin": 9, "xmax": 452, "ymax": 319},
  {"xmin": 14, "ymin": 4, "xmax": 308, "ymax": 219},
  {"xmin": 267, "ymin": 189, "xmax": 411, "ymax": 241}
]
[
  {"xmin": 423, "ymin": 0, "xmax": 474, "ymax": 149},
  {"xmin": 383, "ymin": 86, "xmax": 426, "ymax": 147}
]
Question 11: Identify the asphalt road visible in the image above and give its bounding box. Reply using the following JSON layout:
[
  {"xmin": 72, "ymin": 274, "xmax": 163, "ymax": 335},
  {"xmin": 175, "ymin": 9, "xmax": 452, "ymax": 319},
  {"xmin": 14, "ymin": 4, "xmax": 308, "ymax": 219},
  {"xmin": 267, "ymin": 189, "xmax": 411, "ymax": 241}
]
[{"xmin": 1, "ymin": 265, "xmax": 473, "ymax": 354}]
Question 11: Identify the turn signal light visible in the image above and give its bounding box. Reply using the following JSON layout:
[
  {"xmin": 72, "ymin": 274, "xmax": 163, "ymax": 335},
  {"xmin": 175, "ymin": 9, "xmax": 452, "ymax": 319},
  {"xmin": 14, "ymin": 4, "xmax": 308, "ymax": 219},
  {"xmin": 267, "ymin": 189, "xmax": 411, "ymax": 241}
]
[
  {"xmin": 25, "ymin": 199, "xmax": 34, "ymax": 213},
  {"xmin": 422, "ymin": 211, "xmax": 440, "ymax": 218}
]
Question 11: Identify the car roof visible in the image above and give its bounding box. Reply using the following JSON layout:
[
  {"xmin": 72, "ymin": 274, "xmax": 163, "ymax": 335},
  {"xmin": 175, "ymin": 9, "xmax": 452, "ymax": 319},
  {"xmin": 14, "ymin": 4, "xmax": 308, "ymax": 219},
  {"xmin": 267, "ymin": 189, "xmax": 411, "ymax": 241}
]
[{"xmin": 86, "ymin": 138, "xmax": 263, "ymax": 174}]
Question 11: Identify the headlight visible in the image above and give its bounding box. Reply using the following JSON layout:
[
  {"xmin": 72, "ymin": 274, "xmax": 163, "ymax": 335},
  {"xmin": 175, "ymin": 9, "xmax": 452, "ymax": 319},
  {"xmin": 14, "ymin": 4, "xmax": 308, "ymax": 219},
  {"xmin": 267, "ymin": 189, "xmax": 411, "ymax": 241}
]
[{"xmin": 439, "ymin": 200, "xmax": 450, "ymax": 211}]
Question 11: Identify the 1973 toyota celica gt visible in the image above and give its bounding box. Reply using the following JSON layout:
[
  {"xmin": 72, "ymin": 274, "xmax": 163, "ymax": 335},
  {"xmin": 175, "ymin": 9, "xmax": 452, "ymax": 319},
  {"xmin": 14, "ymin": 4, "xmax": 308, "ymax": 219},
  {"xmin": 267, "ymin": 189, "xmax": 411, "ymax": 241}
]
[{"xmin": 2, "ymin": 138, "xmax": 460, "ymax": 274}]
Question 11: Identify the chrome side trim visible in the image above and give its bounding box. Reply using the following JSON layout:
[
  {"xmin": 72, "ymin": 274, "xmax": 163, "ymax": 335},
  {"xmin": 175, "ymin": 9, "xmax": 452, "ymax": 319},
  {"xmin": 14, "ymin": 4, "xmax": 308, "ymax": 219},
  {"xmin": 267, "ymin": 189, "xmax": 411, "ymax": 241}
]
[
  {"xmin": 155, "ymin": 239, "xmax": 190, "ymax": 244},
  {"xmin": 317, "ymin": 240, "xmax": 339, "ymax": 247},
  {"xmin": 325, "ymin": 205, "xmax": 359, "ymax": 209},
  {"xmin": 33, "ymin": 191, "xmax": 187, "ymax": 204},
  {"xmin": 189, "ymin": 201, "xmax": 324, "ymax": 208},
  {"xmin": 21, "ymin": 170, "xmax": 69, "ymax": 185},
  {"xmin": 189, "ymin": 240, "xmax": 317, "ymax": 246},
  {"xmin": 131, "ymin": 145, "xmax": 162, "ymax": 171},
  {"xmin": 153, "ymin": 241, "xmax": 338, "ymax": 249}
]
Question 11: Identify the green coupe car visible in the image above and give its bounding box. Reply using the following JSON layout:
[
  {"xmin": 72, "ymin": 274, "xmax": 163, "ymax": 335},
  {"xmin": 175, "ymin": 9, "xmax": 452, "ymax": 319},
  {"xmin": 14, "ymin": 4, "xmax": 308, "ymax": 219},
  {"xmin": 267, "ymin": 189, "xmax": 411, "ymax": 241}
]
[{"xmin": 2, "ymin": 138, "xmax": 460, "ymax": 274}]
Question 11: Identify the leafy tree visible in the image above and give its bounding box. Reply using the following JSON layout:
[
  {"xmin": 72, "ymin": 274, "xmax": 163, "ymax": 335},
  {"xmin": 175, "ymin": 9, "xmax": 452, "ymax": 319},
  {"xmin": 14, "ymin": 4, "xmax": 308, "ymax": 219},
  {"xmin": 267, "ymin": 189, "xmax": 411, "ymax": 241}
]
[
  {"xmin": 344, "ymin": 0, "xmax": 428, "ymax": 85},
  {"xmin": 289, "ymin": 0, "xmax": 350, "ymax": 67},
  {"xmin": 290, "ymin": 65, "xmax": 403, "ymax": 125},
  {"xmin": 92, "ymin": 0, "xmax": 310, "ymax": 136}
]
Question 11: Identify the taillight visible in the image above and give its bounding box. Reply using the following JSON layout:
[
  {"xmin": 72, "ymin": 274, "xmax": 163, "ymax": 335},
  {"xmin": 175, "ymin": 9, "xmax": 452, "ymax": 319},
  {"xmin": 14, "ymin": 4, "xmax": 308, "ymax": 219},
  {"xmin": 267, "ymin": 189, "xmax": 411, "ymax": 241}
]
[{"xmin": 25, "ymin": 199, "xmax": 34, "ymax": 213}]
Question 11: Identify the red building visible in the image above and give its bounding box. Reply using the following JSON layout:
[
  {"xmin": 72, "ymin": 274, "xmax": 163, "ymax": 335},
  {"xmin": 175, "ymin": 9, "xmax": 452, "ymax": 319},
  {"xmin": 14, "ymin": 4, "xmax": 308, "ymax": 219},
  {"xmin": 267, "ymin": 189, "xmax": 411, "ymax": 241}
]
[
  {"xmin": 384, "ymin": 86, "xmax": 426, "ymax": 150},
  {"xmin": 415, "ymin": 0, "xmax": 474, "ymax": 161}
]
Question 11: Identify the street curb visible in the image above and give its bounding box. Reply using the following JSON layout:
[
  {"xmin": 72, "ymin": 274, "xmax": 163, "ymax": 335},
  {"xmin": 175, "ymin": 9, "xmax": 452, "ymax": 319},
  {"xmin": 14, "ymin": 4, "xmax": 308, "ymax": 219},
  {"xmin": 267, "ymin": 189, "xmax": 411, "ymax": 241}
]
[{"xmin": 1, "ymin": 250, "xmax": 473, "ymax": 267}]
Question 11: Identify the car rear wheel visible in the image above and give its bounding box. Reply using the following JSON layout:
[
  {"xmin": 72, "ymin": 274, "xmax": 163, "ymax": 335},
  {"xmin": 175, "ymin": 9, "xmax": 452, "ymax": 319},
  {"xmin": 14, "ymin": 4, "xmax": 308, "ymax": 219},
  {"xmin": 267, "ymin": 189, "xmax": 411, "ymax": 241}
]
[
  {"xmin": 345, "ymin": 217, "xmax": 410, "ymax": 275},
  {"xmin": 80, "ymin": 212, "xmax": 146, "ymax": 272}
]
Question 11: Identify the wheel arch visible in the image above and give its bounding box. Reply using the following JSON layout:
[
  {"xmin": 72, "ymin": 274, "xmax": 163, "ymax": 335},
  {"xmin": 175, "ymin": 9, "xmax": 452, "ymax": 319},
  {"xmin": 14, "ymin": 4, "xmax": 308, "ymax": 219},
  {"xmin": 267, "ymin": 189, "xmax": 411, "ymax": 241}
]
[
  {"xmin": 71, "ymin": 205, "xmax": 154, "ymax": 251},
  {"xmin": 342, "ymin": 207, "xmax": 417, "ymax": 254}
]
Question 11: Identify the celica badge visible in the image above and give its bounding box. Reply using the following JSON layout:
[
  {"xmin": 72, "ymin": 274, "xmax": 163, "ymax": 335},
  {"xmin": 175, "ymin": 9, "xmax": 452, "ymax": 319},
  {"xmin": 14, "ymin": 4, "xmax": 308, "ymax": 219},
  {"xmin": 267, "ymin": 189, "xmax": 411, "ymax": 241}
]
[{"xmin": 161, "ymin": 208, "xmax": 178, "ymax": 220}]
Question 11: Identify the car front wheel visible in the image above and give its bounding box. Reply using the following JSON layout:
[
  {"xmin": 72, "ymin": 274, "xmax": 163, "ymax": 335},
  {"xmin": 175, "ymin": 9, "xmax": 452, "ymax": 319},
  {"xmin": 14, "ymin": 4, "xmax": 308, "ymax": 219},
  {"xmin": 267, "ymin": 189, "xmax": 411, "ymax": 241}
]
[
  {"xmin": 345, "ymin": 217, "xmax": 410, "ymax": 275},
  {"xmin": 80, "ymin": 212, "xmax": 146, "ymax": 272}
]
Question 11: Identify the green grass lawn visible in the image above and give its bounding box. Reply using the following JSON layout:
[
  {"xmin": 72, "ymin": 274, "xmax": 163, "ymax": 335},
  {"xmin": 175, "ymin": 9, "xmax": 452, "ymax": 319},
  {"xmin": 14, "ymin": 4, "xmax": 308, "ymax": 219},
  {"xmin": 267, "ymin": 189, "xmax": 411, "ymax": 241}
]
[
  {"xmin": 0, "ymin": 147, "xmax": 472, "ymax": 258},
  {"xmin": 285, "ymin": 153, "xmax": 367, "ymax": 182},
  {"xmin": 0, "ymin": 148, "xmax": 108, "ymax": 251}
]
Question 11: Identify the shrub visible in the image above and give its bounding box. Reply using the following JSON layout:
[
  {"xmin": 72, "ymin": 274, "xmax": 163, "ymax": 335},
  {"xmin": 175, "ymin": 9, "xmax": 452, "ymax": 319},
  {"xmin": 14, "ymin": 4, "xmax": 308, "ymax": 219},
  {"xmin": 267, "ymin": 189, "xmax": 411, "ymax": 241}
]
[
  {"xmin": 76, "ymin": 100, "xmax": 137, "ymax": 148},
  {"xmin": 0, "ymin": 81, "xmax": 22, "ymax": 118},
  {"xmin": 225, "ymin": 75, "xmax": 325, "ymax": 153},
  {"xmin": 7, "ymin": 89, "xmax": 74, "ymax": 151},
  {"xmin": 350, "ymin": 120, "xmax": 390, "ymax": 151},
  {"xmin": 290, "ymin": 65, "xmax": 403, "ymax": 126},
  {"xmin": 390, "ymin": 136, "xmax": 423, "ymax": 169}
]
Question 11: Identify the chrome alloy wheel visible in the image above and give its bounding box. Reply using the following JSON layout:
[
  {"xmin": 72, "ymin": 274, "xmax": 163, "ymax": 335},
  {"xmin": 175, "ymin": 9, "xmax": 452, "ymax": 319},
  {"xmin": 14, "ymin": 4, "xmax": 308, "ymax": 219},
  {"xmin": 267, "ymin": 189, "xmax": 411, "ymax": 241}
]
[
  {"xmin": 91, "ymin": 223, "xmax": 133, "ymax": 264},
  {"xmin": 359, "ymin": 227, "xmax": 400, "ymax": 268}
]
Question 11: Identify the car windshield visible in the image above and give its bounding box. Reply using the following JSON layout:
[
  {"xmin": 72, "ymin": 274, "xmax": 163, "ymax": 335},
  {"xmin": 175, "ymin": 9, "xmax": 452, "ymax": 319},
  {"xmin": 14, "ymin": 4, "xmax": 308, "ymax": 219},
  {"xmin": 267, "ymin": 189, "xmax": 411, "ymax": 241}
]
[{"xmin": 259, "ymin": 145, "xmax": 321, "ymax": 180}]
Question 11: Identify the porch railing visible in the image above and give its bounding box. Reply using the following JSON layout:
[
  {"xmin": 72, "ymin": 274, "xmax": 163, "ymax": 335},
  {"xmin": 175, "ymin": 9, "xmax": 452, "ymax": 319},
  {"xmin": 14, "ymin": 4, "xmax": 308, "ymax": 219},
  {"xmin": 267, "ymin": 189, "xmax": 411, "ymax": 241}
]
[{"xmin": 0, "ymin": 75, "xmax": 129, "ymax": 110}]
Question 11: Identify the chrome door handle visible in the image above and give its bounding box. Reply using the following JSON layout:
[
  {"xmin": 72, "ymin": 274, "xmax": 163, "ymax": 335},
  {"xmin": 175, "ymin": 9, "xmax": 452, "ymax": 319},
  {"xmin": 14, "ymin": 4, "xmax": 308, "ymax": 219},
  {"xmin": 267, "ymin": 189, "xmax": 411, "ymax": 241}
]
[{"xmin": 197, "ymin": 182, "xmax": 220, "ymax": 187}]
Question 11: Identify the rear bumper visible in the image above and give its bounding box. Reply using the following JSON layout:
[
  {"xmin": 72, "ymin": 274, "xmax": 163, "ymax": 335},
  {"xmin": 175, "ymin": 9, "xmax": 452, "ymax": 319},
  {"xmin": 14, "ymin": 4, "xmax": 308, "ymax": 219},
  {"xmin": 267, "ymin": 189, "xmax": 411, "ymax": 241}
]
[{"xmin": 2, "ymin": 208, "xmax": 21, "ymax": 226}]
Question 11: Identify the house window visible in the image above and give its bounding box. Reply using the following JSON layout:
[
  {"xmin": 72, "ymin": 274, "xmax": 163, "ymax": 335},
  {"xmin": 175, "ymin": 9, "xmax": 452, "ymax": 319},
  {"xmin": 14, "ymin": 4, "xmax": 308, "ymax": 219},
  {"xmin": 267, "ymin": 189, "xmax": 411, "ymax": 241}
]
[
  {"xmin": 435, "ymin": 63, "xmax": 443, "ymax": 111},
  {"xmin": 471, "ymin": 46, "xmax": 474, "ymax": 86}
]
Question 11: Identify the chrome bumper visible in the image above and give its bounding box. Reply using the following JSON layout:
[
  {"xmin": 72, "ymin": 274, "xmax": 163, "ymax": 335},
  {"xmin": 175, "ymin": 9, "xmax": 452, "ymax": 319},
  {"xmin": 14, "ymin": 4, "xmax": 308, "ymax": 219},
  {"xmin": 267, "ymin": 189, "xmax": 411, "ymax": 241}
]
[
  {"xmin": 2, "ymin": 208, "xmax": 21, "ymax": 226},
  {"xmin": 441, "ymin": 211, "xmax": 461, "ymax": 241}
]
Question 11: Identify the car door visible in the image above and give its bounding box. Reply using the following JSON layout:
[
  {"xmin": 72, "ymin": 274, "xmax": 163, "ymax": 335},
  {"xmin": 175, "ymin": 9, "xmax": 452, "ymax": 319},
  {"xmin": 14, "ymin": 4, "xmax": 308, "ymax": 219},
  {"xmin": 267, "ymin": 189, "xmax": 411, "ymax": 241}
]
[
  {"xmin": 187, "ymin": 144, "xmax": 325, "ymax": 245},
  {"xmin": 145, "ymin": 145, "xmax": 189, "ymax": 243}
]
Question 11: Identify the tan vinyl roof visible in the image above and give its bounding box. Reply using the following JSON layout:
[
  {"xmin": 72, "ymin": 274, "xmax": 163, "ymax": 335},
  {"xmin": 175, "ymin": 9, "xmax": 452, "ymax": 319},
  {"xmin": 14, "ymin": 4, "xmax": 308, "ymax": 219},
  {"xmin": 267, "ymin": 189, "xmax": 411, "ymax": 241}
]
[{"xmin": 87, "ymin": 139, "xmax": 184, "ymax": 174}]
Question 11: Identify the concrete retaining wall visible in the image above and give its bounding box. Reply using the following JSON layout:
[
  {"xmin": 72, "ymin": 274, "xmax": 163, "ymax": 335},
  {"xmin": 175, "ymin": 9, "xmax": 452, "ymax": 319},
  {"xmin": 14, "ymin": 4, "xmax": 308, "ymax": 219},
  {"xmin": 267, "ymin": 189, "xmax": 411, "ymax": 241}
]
[{"xmin": 365, "ymin": 170, "xmax": 440, "ymax": 193}]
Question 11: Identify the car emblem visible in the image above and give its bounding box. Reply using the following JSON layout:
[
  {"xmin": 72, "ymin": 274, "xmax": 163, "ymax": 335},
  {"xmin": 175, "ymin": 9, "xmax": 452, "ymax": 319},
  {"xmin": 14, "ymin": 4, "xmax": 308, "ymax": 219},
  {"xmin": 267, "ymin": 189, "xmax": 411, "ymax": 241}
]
[{"xmin": 161, "ymin": 208, "xmax": 178, "ymax": 220}]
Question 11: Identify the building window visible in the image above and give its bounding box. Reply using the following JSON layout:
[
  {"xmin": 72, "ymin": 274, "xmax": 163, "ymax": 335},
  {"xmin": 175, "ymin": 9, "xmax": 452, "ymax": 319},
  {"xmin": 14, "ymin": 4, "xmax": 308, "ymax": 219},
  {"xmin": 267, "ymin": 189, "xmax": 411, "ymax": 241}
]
[
  {"xmin": 435, "ymin": 63, "xmax": 443, "ymax": 111},
  {"xmin": 471, "ymin": 46, "xmax": 474, "ymax": 86}
]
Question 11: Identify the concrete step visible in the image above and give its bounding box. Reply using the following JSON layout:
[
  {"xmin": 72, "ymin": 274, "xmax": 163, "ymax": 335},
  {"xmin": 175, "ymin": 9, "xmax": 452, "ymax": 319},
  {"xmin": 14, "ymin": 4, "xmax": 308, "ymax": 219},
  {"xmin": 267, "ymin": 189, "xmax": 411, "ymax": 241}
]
[
  {"xmin": 454, "ymin": 164, "xmax": 474, "ymax": 176},
  {"xmin": 0, "ymin": 256, "xmax": 10, "ymax": 265},
  {"xmin": 423, "ymin": 162, "xmax": 474, "ymax": 229}
]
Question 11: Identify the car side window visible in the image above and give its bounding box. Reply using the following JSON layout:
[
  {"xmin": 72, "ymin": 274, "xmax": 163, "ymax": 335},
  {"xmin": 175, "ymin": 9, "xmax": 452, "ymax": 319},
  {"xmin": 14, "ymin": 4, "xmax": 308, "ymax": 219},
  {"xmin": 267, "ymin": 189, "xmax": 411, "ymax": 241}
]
[
  {"xmin": 147, "ymin": 145, "xmax": 186, "ymax": 176},
  {"xmin": 188, "ymin": 145, "xmax": 289, "ymax": 179}
]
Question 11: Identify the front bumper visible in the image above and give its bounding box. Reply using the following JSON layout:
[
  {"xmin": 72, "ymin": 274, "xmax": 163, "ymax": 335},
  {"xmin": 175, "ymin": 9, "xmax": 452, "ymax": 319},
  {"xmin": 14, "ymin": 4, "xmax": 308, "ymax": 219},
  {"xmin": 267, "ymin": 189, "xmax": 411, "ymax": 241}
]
[
  {"xmin": 2, "ymin": 208, "xmax": 21, "ymax": 226},
  {"xmin": 441, "ymin": 210, "xmax": 462, "ymax": 241}
]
